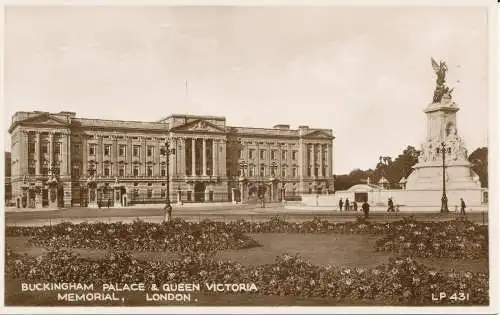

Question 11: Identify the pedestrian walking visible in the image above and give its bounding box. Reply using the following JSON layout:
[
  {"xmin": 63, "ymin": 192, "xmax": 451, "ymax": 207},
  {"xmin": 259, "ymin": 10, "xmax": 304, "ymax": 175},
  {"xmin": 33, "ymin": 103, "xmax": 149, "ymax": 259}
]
[
  {"xmin": 362, "ymin": 200, "xmax": 370, "ymax": 219},
  {"xmin": 460, "ymin": 197, "xmax": 466, "ymax": 215},
  {"xmin": 339, "ymin": 198, "xmax": 344, "ymax": 212},
  {"xmin": 353, "ymin": 201, "xmax": 358, "ymax": 212},
  {"xmin": 107, "ymin": 198, "xmax": 111, "ymax": 208},
  {"xmin": 387, "ymin": 197, "xmax": 394, "ymax": 212}
]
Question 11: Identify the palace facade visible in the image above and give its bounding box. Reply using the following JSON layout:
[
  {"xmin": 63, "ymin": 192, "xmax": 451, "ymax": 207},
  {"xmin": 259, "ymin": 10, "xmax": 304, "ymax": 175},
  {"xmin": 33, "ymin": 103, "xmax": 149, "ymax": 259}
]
[{"xmin": 8, "ymin": 111, "xmax": 335, "ymax": 208}]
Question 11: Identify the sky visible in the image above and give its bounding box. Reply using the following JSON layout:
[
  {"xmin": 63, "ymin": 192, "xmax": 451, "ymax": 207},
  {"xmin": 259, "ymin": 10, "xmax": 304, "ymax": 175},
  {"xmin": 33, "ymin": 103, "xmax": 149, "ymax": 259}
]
[{"xmin": 2, "ymin": 6, "xmax": 490, "ymax": 174}]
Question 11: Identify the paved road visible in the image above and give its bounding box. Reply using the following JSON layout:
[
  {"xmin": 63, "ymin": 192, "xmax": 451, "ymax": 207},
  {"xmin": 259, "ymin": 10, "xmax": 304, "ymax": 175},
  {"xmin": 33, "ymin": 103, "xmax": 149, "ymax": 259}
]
[{"xmin": 4, "ymin": 204, "xmax": 489, "ymax": 226}]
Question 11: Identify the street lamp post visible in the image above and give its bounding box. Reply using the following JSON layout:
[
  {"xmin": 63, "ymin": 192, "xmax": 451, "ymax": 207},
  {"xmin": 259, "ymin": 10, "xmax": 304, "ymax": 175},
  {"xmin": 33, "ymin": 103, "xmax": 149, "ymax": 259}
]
[
  {"xmin": 269, "ymin": 162, "xmax": 278, "ymax": 201},
  {"xmin": 440, "ymin": 142, "xmax": 449, "ymax": 213},
  {"xmin": 160, "ymin": 140, "xmax": 176, "ymax": 222},
  {"xmin": 238, "ymin": 161, "xmax": 248, "ymax": 203}
]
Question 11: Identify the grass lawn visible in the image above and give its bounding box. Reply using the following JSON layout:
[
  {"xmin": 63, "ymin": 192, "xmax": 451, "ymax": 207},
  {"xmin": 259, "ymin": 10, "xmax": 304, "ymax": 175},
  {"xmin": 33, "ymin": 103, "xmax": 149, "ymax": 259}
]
[{"xmin": 4, "ymin": 233, "xmax": 488, "ymax": 306}]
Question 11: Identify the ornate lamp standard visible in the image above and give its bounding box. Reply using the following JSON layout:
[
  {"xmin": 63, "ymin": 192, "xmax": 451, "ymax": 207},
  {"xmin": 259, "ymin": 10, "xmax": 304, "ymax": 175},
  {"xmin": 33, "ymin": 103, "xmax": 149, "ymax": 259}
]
[
  {"xmin": 269, "ymin": 162, "xmax": 278, "ymax": 201},
  {"xmin": 238, "ymin": 161, "xmax": 248, "ymax": 203},
  {"xmin": 160, "ymin": 140, "xmax": 176, "ymax": 222},
  {"xmin": 86, "ymin": 164, "xmax": 98, "ymax": 207},
  {"xmin": 440, "ymin": 142, "xmax": 450, "ymax": 213},
  {"xmin": 45, "ymin": 160, "xmax": 60, "ymax": 207}
]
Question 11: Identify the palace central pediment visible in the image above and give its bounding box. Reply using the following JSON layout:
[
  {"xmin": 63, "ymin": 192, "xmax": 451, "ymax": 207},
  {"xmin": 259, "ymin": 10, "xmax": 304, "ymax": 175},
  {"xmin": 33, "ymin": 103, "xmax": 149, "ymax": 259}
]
[
  {"xmin": 302, "ymin": 130, "xmax": 334, "ymax": 139},
  {"xmin": 169, "ymin": 119, "xmax": 226, "ymax": 133},
  {"xmin": 16, "ymin": 112, "xmax": 71, "ymax": 128}
]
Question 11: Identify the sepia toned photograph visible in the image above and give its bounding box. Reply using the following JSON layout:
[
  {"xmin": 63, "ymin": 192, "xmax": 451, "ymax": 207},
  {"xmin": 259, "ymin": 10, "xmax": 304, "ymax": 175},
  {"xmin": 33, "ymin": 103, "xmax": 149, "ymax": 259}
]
[{"xmin": 1, "ymin": 2, "xmax": 497, "ymax": 313}]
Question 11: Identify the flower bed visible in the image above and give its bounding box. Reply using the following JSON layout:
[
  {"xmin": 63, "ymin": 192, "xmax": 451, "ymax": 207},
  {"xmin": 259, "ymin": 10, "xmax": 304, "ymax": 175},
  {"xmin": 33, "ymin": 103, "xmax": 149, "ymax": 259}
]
[
  {"xmin": 374, "ymin": 218, "xmax": 488, "ymax": 259},
  {"xmin": 5, "ymin": 248, "xmax": 488, "ymax": 305},
  {"xmin": 7, "ymin": 219, "xmax": 260, "ymax": 253},
  {"xmin": 6, "ymin": 217, "xmax": 487, "ymax": 259}
]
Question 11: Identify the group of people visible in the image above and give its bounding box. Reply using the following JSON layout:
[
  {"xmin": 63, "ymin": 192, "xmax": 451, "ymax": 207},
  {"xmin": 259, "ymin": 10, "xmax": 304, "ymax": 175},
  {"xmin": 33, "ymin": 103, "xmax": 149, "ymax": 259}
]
[
  {"xmin": 338, "ymin": 198, "xmax": 370, "ymax": 219},
  {"xmin": 338, "ymin": 198, "xmax": 358, "ymax": 212},
  {"xmin": 338, "ymin": 196, "xmax": 468, "ymax": 219}
]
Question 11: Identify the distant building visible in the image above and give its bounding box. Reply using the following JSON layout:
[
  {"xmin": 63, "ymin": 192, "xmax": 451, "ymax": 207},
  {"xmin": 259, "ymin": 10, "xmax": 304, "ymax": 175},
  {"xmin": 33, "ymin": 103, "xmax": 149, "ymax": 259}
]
[
  {"xmin": 5, "ymin": 151, "xmax": 12, "ymax": 204},
  {"xmin": 8, "ymin": 111, "xmax": 335, "ymax": 209}
]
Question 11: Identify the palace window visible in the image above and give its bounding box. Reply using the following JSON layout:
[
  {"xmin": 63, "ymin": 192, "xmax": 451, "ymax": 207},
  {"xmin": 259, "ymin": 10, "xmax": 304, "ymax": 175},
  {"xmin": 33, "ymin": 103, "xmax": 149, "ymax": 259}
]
[
  {"xmin": 260, "ymin": 165, "xmax": 266, "ymax": 177},
  {"xmin": 54, "ymin": 143, "xmax": 61, "ymax": 156},
  {"xmin": 323, "ymin": 149, "xmax": 328, "ymax": 162},
  {"xmin": 104, "ymin": 166, "xmax": 110, "ymax": 177},
  {"xmin": 292, "ymin": 167, "xmax": 297, "ymax": 177},
  {"xmin": 282, "ymin": 150, "xmax": 287, "ymax": 160},
  {"xmin": 147, "ymin": 146, "xmax": 154, "ymax": 157},
  {"xmin": 41, "ymin": 164, "xmax": 48, "ymax": 176},
  {"xmin": 249, "ymin": 165, "xmax": 255, "ymax": 177},
  {"xmin": 292, "ymin": 151, "xmax": 297, "ymax": 160},
  {"xmin": 28, "ymin": 142, "xmax": 35, "ymax": 154},
  {"xmin": 322, "ymin": 166, "xmax": 326, "ymax": 177},
  {"xmin": 160, "ymin": 167, "xmax": 166, "ymax": 177},
  {"xmin": 239, "ymin": 149, "xmax": 243, "ymax": 159},
  {"xmin": 260, "ymin": 149, "xmax": 266, "ymax": 160},
  {"xmin": 147, "ymin": 166, "xmax": 153, "ymax": 177},
  {"xmin": 41, "ymin": 143, "xmax": 48, "ymax": 154},
  {"xmin": 104, "ymin": 144, "xmax": 111, "ymax": 156},
  {"xmin": 88, "ymin": 144, "xmax": 96, "ymax": 155},
  {"xmin": 281, "ymin": 167, "xmax": 287, "ymax": 177},
  {"xmin": 133, "ymin": 145, "xmax": 140, "ymax": 157},
  {"xmin": 73, "ymin": 144, "xmax": 81, "ymax": 155},
  {"xmin": 249, "ymin": 149, "xmax": 255, "ymax": 159},
  {"xmin": 72, "ymin": 165, "xmax": 80, "ymax": 178},
  {"xmin": 307, "ymin": 166, "xmax": 312, "ymax": 177},
  {"xmin": 314, "ymin": 167, "xmax": 319, "ymax": 177},
  {"xmin": 147, "ymin": 189, "xmax": 153, "ymax": 199},
  {"xmin": 119, "ymin": 145, "xmax": 126, "ymax": 157},
  {"xmin": 119, "ymin": 166, "xmax": 125, "ymax": 177},
  {"xmin": 28, "ymin": 160, "xmax": 36, "ymax": 175},
  {"xmin": 160, "ymin": 189, "xmax": 166, "ymax": 198},
  {"xmin": 133, "ymin": 165, "xmax": 139, "ymax": 177},
  {"xmin": 271, "ymin": 150, "xmax": 277, "ymax": 160}
]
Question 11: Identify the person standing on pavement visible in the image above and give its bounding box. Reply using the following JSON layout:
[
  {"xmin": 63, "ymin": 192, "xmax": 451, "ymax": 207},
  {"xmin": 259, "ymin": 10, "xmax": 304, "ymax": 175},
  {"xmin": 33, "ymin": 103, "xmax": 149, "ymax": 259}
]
[
  {"xmin": 460, "ymin": 198, "xmax": 467, "ymax": 215},
  {"xmin": 362, "ymin": 200, "xmax": 370, "ymax": 219},
  {"xmin": 339, "ymin": 198, "xmax": 344, "ymax": 212},
  {"xmin": 345, "ymin": 198, "xmax": 350, "ymax": 211}
]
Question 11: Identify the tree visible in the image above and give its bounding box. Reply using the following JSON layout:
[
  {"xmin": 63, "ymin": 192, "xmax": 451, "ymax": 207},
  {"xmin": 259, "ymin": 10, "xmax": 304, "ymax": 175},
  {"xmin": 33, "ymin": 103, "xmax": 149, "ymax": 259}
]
[{"xmin": 468, "ymin": 147, "xmax": 488, "ymax": 188}]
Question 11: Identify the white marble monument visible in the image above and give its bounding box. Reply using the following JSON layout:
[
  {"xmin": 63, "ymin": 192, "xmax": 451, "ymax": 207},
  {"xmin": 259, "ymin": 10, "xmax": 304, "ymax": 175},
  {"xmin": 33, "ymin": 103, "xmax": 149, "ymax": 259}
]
[{"xmin": 298, "ymin": 58, "xmax": 486, "ymax": 211}]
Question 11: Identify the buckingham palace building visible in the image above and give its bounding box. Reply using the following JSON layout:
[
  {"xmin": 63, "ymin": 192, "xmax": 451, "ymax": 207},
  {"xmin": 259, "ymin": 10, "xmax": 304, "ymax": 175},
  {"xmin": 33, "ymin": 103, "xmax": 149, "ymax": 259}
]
[{"xmin": 8, "ymin": 111, "xmax": 335, "ymax": 209}]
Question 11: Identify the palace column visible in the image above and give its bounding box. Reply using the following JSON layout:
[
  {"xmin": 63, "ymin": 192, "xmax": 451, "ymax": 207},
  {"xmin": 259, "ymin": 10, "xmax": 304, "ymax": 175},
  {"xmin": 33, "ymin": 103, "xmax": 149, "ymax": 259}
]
[
  {"xmin": 219, "ymin": 139, "xmax": 227, "ymax": 178},
  {"xmin": 212, "ymin": 139, "xmax": 217, "ymax": 176},
  {"xmin": 127, "ymin": 136, "xmax": 133, "ymax": 175},
  {"xmin": 318, "ymin": 144, "xmax": 323, "ymax": 178},
  {"xmin": 298, "ymin": 139, "xmax": 306, "ymax": 192},
  {"xmin": 82, "ymin": 135, "xmax": 88, "ymax": 177},
  {"xmin": 202, "ymin": 138, "xmax": 207, "ymax": 175},
  {"xmin": 308, "ymin": 144, "xmax": 312, "ymax": 176},
  {"xmin": 48, "ymin": 132, "xmax": 54, "ymax": 168},
  {"xmin": 60, "ymin": 132, "xmax": 69, "ymax": 176},
  {"xmin": 35, "ymin": 132, "xmax": 41, "ymax": 175},
  {"xmin": 113, "ymin": 136, "xmax": 119, "ymax": 176},
  {"xmin": 178, "ymin": 137, "xmax": 185, "ymax": 176},
  {"xmin": 328, "ymin": 143, "xmax": 334, "ymax": 178},
  {"xmin": 172, "ymin": 137, "xmax": 178, "ymax": 177},
  {"xmin": 97, "ymin": 134, "xmax": 103, "ymax": 177},
  {"xmin": 191, "ymin": 138, "xmax": 196, "ymax": 175}
]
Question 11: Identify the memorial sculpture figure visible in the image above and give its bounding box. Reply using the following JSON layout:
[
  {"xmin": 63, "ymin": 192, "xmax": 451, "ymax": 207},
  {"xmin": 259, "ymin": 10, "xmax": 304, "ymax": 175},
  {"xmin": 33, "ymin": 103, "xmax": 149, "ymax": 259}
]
[{"xmin": 431, "ymin": 58, "xmax": 454, "ymax": 104}]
